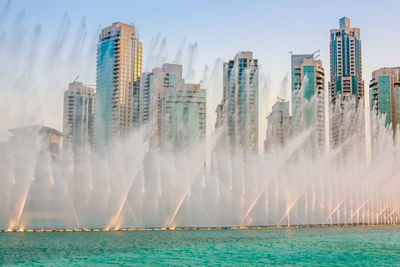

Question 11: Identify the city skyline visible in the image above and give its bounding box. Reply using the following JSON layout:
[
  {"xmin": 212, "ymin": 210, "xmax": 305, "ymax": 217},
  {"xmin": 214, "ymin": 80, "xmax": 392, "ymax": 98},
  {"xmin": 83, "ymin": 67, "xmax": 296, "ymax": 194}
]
[
  {"xmin": 2, "ymin": 2, "xmax": 400, "ymax": 265},
  {"xmin": 1, "ymin": 0, "xmax": 400, "ymax": 147}
]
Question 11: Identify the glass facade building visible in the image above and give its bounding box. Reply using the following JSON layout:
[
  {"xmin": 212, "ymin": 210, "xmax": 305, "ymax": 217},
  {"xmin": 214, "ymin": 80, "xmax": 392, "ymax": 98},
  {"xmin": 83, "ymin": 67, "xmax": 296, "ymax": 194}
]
[
  {"xmin": 264, "ymin": 100, "xmax": 291, "ymax": 152},
  {"xmin": 135, "ymin": 64, "xmax": 206, "ymax": 151},
  {"xmin": 95, "ymin": 22, "xmax": 142, "ymax": 147},
  {"xmin": 291, "ymin": 54, "xmax": 313, "ymax": 96},
  {"xmin": 159, "ymin": 83, "xmax": 206, "ymax": 151},
  {"xmin": 329, "ymin": 17, "xmax": 364, "ymax": 103},
  {"xmin": 62, "ymin": 81, "xmax": 95, "ymax": 155},
  {"xmin": 219, "ymin": 52, "xmax": 259, "ymax": 153},
  {"xmin": 370, "ymin": 67, "xmax": 400, "ymax": 134},
  {"xmin": 291, "ymin": 54, "xmax": 325, "ymax": 149},
  {"xmin": 291, "ymin": 54, "xmax": 324, "ymax": 114}
]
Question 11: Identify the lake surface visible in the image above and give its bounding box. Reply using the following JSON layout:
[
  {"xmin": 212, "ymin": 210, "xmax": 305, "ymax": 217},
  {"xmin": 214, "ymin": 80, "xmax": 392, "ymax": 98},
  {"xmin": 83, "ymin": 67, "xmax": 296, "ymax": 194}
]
[{"xmin": 1, "ymin": 226, "xmax": 400, "ymax": 265}]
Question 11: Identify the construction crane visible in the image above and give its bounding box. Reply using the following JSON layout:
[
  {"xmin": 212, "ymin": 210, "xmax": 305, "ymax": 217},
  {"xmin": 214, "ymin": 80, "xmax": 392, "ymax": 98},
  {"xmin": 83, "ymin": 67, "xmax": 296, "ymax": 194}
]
[
  {"xmin": 312, "ymin": 50, "xmax": 321, "ymax": 59},
  {"xmin": 72, "ymin": 75, "xmax": 79, "ymax": 83}
]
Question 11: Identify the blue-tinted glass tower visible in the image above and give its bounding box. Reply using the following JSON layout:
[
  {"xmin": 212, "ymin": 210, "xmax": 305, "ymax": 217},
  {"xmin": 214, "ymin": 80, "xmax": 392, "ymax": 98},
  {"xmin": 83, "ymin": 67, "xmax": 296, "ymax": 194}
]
[
  {"xmin": 370, "ymin": 67, "xmax": 400, "ymax": 135},
  {"xmin": 329, "ymin": 17, "xmax": 364, "ymax": 103},
  {"xmin": 95, "ymin": 22, "xmax": 142, "ymax": 148}
]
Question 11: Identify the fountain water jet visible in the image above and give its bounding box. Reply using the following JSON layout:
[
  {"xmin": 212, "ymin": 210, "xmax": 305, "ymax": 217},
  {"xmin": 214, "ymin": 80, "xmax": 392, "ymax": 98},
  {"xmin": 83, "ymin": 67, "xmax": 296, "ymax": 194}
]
[{"xmin": 0, "ymin": 12, "xmax": 400, "ymax": 230}]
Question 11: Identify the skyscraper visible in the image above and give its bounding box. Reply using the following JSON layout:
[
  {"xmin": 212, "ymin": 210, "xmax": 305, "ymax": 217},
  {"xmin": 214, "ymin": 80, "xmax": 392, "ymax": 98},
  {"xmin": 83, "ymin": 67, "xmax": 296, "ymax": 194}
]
[
  {"xmin": 291, "ymin": 53, "xmax": 314, "ymax": 94},
  {"xmin": 95, "ymin": 22, "xmax": 142, "ymax": 147},
  {"xmin": 62, "ymin": 81, "xmax": 95, "ymax": 154},
  {"xmin": 264, "ymin": 99, "xmax": 291, "ymax": 152},
  {"xmin": 9, "ymin": 125, "xmax": 62, "ymax": 161},
  {"xmin": 219, "ymin": 51, "xmax": 259, "ymax": 153},
  {"xmin": 136, "ymin": 63, "xmax": 206, "ymax": 151},
  {"xmin": 291, "ymin": 53, "xmax": 325, "ymax": 130},
  {"xmin": 329, "ymin": 17, "xmax": 364, "ymax": 103},
  {"xmin": 292, "ymin": 54, "xmax": 326, "ymax": 150},
  {"xmin": 134, "ymin": 64, "xmax": 182, "ymax": 130},
  {"xmin": 370, "ymin": 67, "xmax": 400, "ymax": 135},
  {"xmin": 158, "ymin": 82, "xmax": 206, "ymax": 151}
]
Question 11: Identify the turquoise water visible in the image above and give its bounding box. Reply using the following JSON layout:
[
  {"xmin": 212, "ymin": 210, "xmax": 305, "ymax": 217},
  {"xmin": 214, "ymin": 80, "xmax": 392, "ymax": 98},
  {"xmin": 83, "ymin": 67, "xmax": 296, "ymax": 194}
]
[{"xmin": 1, "ymin": 226, "xmax": 400, "ymax": 266}]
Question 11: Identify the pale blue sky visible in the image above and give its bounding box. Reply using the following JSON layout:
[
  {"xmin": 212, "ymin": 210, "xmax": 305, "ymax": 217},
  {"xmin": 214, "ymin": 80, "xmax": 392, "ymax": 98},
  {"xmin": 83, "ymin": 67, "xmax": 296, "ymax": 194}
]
[
  {"xmin": 4, "ymin": 0, "xmax": 400, "ymax": 85},
  {"xmin": 1, "ymin": 0, "xmax": 400, "ymax": 140}
]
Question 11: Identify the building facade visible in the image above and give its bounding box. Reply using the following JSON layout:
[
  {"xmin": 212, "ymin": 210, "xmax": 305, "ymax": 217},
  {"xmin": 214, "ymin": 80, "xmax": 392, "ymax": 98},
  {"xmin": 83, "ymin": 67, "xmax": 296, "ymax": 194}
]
[
  {"xmin": 329, "ymin": 17, "xmax": 364, "ymax": 103},
  {"xmin": 219, "ymin": 51, "xmax": 259, "ymax": 153},
  {"xmin": 62, "ymin": 81, "xmax": 95, "ymax": 154},
  {"xmin": 291, "ymin": 53, "xmax": 314, "ymax": 101},
  {"xmin": 134, "ymin": 64, "xmax": 183, "ymax": 130},
  {"xmin": 370, "ymin": 67, "xmax": 400, "ymax": 134},
  {"xmin": 95, "ymin": 22, "xmax": 142, "ymax": 147},
  {"xmin": 264, "ymin": 100, "xmax": 291, "ymax": 152},
  {"xmin": 291, "ymin": 54, "xmax": 325, "ymax": 129},
  {"xmin": 135, "ymin": 63, "xmax": 206, "ymax": 151},
  {"xmin": 286, "ymin": 53, "xmax": 327, "ymax": 154},
  {"xmin": 7, "ymin": 125, "xmax": 76, "ymax": 228},
  {"xmin": 9, "ymin": 125, "xmax": 62, "ymax": 161},
  {"xmin": 158, "ymin": 82, "xmax": 206, "ymax": 151}
]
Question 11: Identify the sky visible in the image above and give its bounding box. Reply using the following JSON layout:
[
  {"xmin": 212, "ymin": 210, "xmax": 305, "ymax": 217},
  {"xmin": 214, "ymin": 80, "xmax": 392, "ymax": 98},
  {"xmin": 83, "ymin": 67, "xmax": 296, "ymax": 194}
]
[{"xmin": 0, "ymin": 0, "xmax": 400, "ymax": 143}]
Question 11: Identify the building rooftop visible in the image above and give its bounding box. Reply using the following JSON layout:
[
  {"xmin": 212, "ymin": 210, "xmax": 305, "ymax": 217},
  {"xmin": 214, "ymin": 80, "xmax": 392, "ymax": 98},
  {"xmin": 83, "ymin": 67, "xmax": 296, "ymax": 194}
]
[
  {"xmin": 339, "ymin": 17, "xmax": 350, "ymax": 29},
  {"xmin": 100, "ymin": 22, "xmax": 136, "ymax": 40},
  {"xmin": 67, "ymin": 81, "xmax": 95, "ymax": 95},
  {"xmin": 234, "ymin": 51, "xmax": 254, "ymax": 61},
  {"xmin": 9, "ymin": 125, "xmax": 63, "ymax": 137}
]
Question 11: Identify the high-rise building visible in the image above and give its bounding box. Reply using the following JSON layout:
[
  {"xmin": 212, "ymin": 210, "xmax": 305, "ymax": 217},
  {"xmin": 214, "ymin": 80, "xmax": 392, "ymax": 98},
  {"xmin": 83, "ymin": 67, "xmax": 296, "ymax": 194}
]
[
  {"xmin": 158, "ymin": 82, "xmax": 206, "ymax": 151},
  {"xmin": 219, "ymin": 51, "xmax": 259, "ymax": 153},
  {"xmin": 62, "ymin": 81, "xmax": 95, "ymax": 154},
  {"xmin": 370, "ymin": 67, "xmax": 400, "ymax": 134},
  {"xmin": 264, "ymin": 99, "xmax": 291, "ymax": 152},
  {"xmin": 291, "ymin": 53, "xmax": 325, "ymax": 129},
  {"xmin": 9, "ymin": 125, "xmax": 62, "ymax": 161},
  {"xmin": 7, "ymin": 125, "xmax": 75, "ymax": 227},
  {"xmin": 135, "ymin": 63, "xmax": 206, "ymax": 151},
  {"xmin": 95, "ymin": 22, "xmax": 142, "ymax": 147},
  {"xmin": 329, "ymin": 17, "xmax": 364, "ymax": 103},
  {"xmin": 134, "ymin": 64, "xmax": 183, "ymax": 130},
  {"xmin": 290, "ymin": 53, "xmax": 326, "ymax": 153},
  {"xmin": 291, "ymin": 53, "xmax": 314, "ymax": 96}
]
